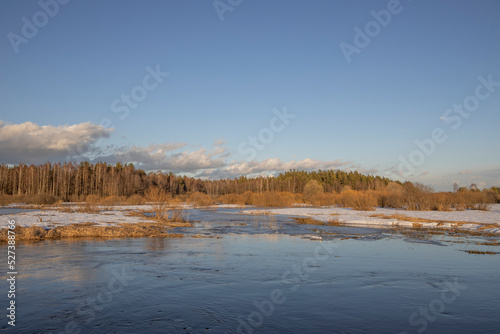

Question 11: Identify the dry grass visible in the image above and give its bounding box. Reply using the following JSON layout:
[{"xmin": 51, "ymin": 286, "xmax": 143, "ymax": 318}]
[
  {"xmin": 0, "ymin": 193, "xmax": 59, "ymax": 206},
  {"xmin": 73, "ymin": 195, "xmax": 100, "ymax": 213},
  {"xmin": 477, "ymin": 241, "xmax": 500, "ymax": 246},
  {"xmin": 373, "ymin": 213, "xmax": 500, "ymax": 237},
  {"xmin": 462, "ymin": 250, "xmax": 499, "ymax": 255},
  {"xmin": 327, "ymin": 214, "xmax": 345, "ymax": 226},
  {"xmin": 0, "ymin": 219, "xmax": 189, "ymax": 242},
  {"xmin": 125, "ymin": 208, "xmax": 188, "ymax": 223},
  {"xmin": 292, "ymin": 217, "xmax": 328, "ymax": 226},
  {"xmin": 368, "ymin": 213, "xmax": 492, "ymax": 227}
]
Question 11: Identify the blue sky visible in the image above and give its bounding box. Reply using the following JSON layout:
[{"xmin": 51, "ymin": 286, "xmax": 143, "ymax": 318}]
[{"xmin": 1, "ymin": 0, "xmax": 499, "ymax": 190}]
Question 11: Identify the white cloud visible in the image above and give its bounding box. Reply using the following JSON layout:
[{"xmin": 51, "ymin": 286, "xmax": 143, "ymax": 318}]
[
  {"xmin": 100, "ymin": 145, "xmax": 226, "ymax": 173},
  {"xmin": 196, "ymin": 158, "xmax": 352, "ymax": 179},
  {"xmin": 0, "ymin": 121, "xmax": 381, "ymax": 180},
  {"xmin": 0, "ymin": 121, "xmax": 112, "ymax": 164},
  {"xmin": 224, "ymin": 158, "xmax": 350, "ymax": 175}
]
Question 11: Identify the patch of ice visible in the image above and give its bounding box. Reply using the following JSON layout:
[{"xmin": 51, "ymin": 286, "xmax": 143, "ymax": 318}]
[{"xmin": 242, "ymin": 204, "xmax": 500, "ymax": 234}]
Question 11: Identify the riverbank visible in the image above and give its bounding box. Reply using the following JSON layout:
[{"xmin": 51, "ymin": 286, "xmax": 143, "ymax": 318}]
[{"xmin": 1, "ymin": 203, "xmax": 499, "ymax": 242}]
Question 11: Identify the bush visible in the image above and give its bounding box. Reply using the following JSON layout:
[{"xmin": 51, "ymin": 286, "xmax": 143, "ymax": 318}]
[
  {"xmin": 309, "ymin": 193, "xmax": 337, "ymax": 206},
  {"xmin": 126, "ymin": 194, "xmax": 145, "ymax": 205},
  {"xmin": 401, "ymin": 183, "xmax": 433, "ymax": 210},
  {"xmin": 217, "ymin": 193, "xmax": 246, "ymax": 205},
  {"xmin": 303, "ymin": 180, "xmax": 323, "ymax": 204},
  {"xmin": 100, "ymin": 196, "xmax": 126, "ymax": 206},
  {"xmin": 251, "ymin": 192, "xmax": 295, "ymax": 207},
  {"xmin": 22, "ymin": 194, "xmax": 58, "ymax": 205},
  {"xmin": 337, "ymin": 189, "xmax": 377, "ymax": 211},
  {"xmin": 188, "ymin": 192, "xmax": 214, "ymax": 207}
]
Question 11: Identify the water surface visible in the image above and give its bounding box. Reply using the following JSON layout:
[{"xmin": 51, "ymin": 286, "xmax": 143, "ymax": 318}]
[{"xmin": 3, "ymin": 209, "xmax": 500, "ymax": 333}]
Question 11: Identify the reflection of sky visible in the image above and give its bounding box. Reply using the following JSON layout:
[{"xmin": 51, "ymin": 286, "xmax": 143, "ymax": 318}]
[{"xmin": 11, "ymin": 230, "xmax": 500, "ymax": 333}]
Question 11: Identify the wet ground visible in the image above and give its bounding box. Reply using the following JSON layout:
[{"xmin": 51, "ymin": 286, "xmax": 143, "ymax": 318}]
[{"xmin": 2, "ymin": 208, "xmax": 500, "ymax": 333}]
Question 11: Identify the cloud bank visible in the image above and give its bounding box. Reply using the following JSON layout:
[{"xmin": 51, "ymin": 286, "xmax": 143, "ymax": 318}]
[
  {"xmin": 0, "ymin": 121, "xmax": 112, "ymax": 164},
  {"xmin": 0, "ymin": 120, "xmax": 359, "ymax": 179}
]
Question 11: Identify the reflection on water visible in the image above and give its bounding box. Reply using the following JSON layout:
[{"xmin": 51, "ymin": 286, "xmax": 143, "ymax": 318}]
[
  {"xmin": 169, "ymin": 208, "xmax": 386, "ymax": 240},
  {"xmin": 3, "ymin": 209, "xmax": 500, "ymax": 333}
]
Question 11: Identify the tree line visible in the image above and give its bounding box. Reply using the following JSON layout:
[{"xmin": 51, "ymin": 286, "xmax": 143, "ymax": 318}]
[{"xmin": 0, "ymin": 162, "xmax": 395, "ymax": 200}]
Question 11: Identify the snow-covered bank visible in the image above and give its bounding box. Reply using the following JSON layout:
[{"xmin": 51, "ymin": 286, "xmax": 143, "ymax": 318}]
[
  {"xmin": 0, "ymin": 204, "xmax": 189, "ymax": 229},
  {"xmin": 0, "ymin": 208, "xmax": 152, "ymax": 229},
  {"xmin": 2, "ymin": 203, "xmax": 500, "ymax": 234},
  {"xmin": 242, "ymin": 204, "xmax": 500, "ymax": 234}
]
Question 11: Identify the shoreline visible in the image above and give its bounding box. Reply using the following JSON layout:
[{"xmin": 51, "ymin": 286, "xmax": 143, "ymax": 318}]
[{"xmin": 1, "ymin": 203, "xmax": 499, "ymax": 242}]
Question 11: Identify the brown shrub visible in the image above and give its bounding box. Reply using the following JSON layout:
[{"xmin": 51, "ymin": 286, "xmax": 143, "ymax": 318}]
[
  {"xmin": 100, "ymin": 196, "xmax": 126, "ymax": 206},
  {"xmin": 217, "ymin": 193, "xmax": 246, "ymax": 205},
  {"xmin": 303, "ymin": 180, "xmax": 323, "ymax": 204},
  {"xmin": 172, "ymin": 194, "xmax": 187, "ymax": 204},
  {"xmin": 242, "ymin": 191, "xmax": 254, "ymax": 205},
  {"xmin": 337, "ymin": 189, "xmax": 377, "ymax": 211},
  {"xmin": 0, "ymin": 194, "xmax": 19, "ymax": 206},
  {"xmin": 23, "ymin": 194, "xmax": 59, "ymax": 205},
  {"xmin": 251, "ymin": 192, "xmax": 295, "ymax": 207},
  {"xmin": 429, "ymin": 193, "xmax": 453, "ymax": 211},
  {"xmin": 309, "ymin": 193, "xmax": 337, "ymax": 206},
  {"xmin": 126, "ymin": 194, "xmax": 145, "ymax": 205},
  {"xmin": 188, "ymin": 192, "xmax": 214, "ymax": 207}
]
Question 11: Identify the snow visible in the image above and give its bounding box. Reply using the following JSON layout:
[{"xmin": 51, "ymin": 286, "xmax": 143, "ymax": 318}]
[
  {"xmin": 0, "ymin": 208, "xmax": 155, "ymax": 229},
  {"xmin": 2, "ymin": 203, "xmax": 500, "ymax": 234},
  {"xmin": 242, "ymin": 204, "xmax": 500, "ymax": 234}
]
